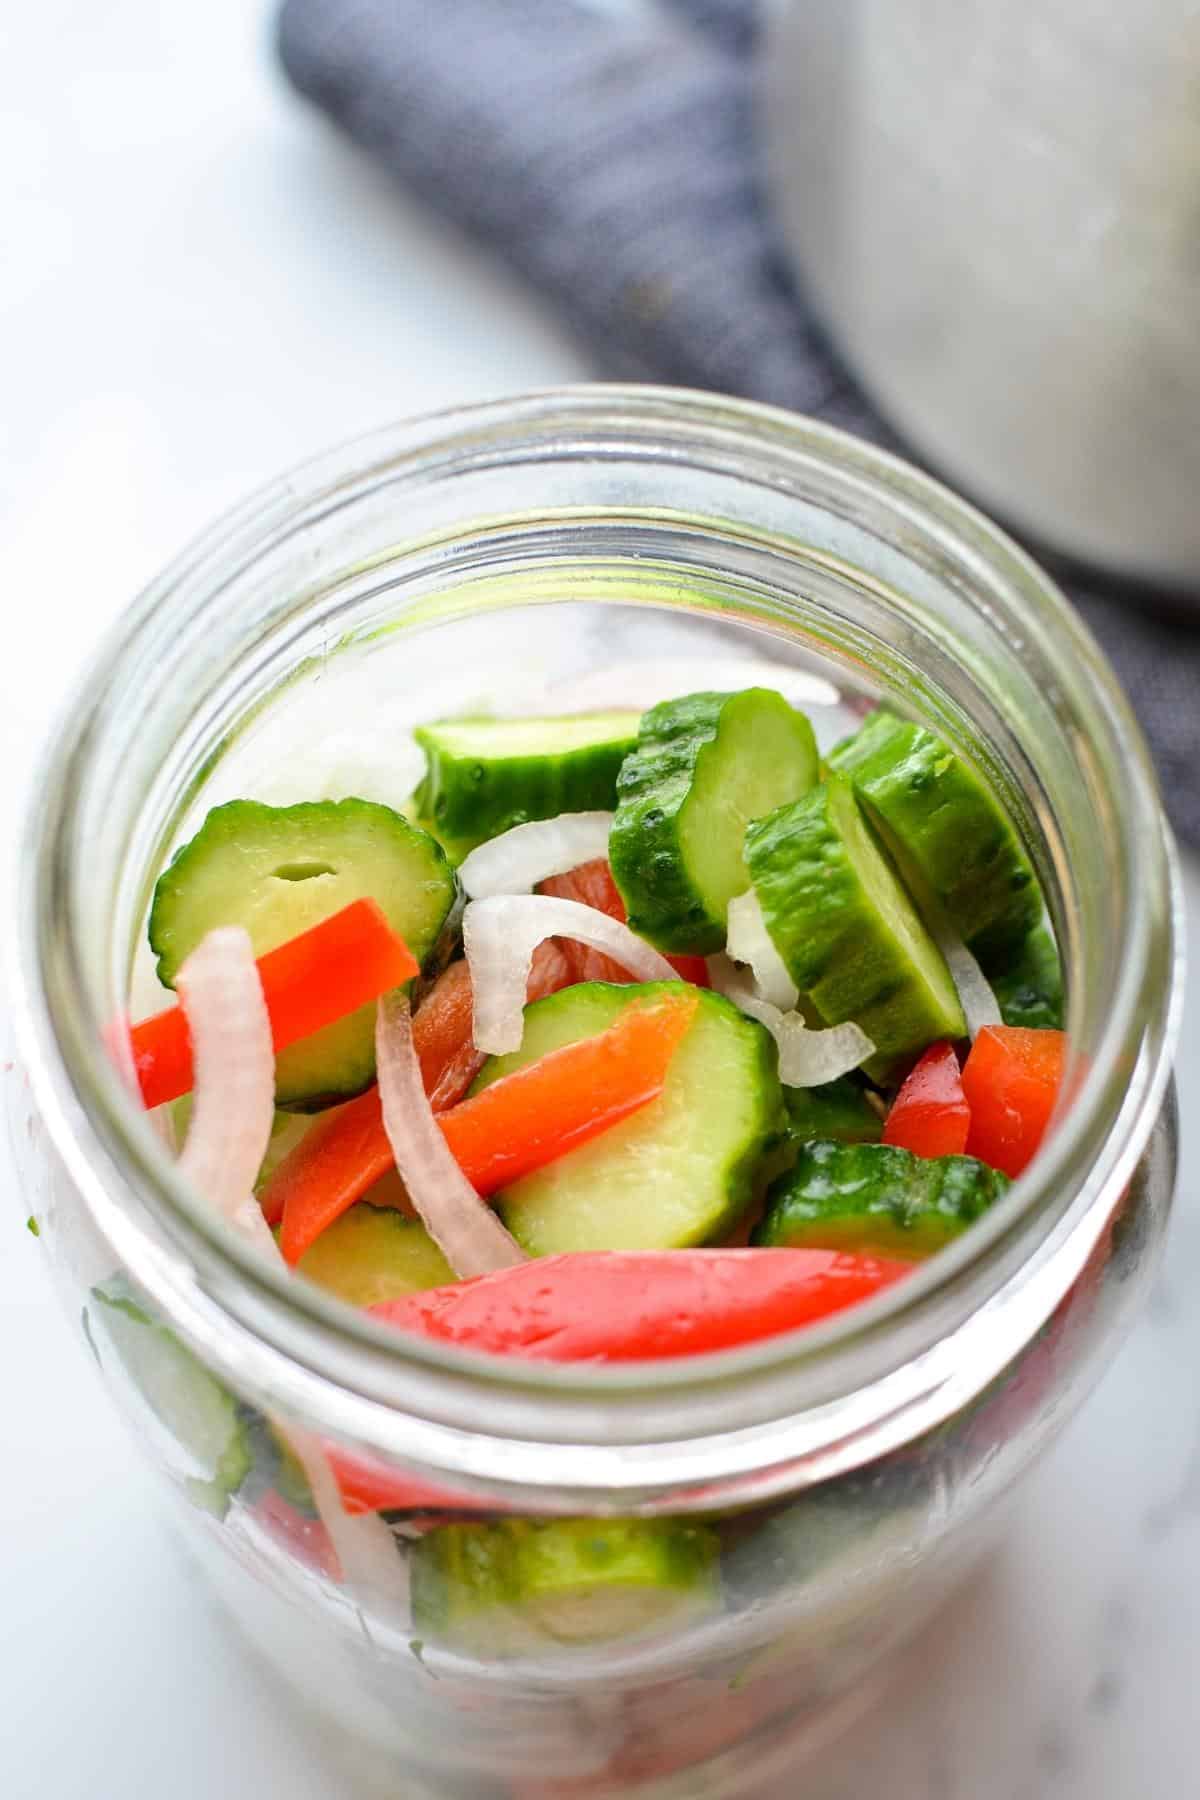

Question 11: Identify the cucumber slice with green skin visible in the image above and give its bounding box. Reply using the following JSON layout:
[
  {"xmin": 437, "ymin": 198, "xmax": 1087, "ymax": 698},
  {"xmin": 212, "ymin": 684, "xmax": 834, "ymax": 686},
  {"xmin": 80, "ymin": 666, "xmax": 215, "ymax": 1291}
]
[
  {"xmin": 92, "ymin": 1278, "xmax": 251, "ymax": 1517},
  {"xmin": 609, "ymin": 689, "xmax": 819, "ymax": 954},
  {"xmin": 412, "ymin": 1519, "xmax": 720, "ymax": 1655},
  {"xmin": 413, "ymin": 713, "xmax": 640, "ymax": 858},
  {"xmin": 826, "ymin": 710, "xmax": 1041, "ymax": 962},
  {"xmin": 472, "ymin": 982, "xmax": 783, "ymax": 1255},
  {"xmin": 149, "ymin": 798, "xmax": 456, "ymax": 1108},
  {"xmin": 294, "ymin": 1204, "xmax": 454, "ymax": 1307},
  {"xmin": 753, "ymin": 1138, "xmax": 1009, "ymax": 1259},
  {"xmin": 745, "ymin": 777, "xmax": 966, "ymax": 1084},
  {"xmin": 784, "ymin": 1078, "xmax": 884, "ymax": 1147},
  {"xmin": 992, "ymin": 922, "xmax": 1065, "ymax": 1030}
]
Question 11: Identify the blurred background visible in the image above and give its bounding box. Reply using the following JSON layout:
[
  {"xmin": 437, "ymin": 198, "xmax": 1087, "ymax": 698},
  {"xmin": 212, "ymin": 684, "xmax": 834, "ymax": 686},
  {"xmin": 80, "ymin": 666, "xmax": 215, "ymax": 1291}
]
[{"xmin": 2, "ymin": 3, "xmax": 1198, "ymax": 1796}]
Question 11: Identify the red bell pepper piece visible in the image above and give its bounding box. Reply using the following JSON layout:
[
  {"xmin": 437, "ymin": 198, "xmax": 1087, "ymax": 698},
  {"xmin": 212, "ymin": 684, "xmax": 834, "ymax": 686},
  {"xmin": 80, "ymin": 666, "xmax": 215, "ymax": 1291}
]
[
  {"xmin": 370, "ymin": 1248, "xmax": 912, "ymax": 1362},
  {"xmin": 962, "ymin": 1024, "xmax": 1067, "ymax": 1178},
  {"xmin": 538, "ymin": 859, "xmax": 710, "ymax": 986},
  {"xmin": 883, "ymin": 1040, "xmax": 970, "ymax": 1157},
  {"xmin": 130, "ymin": 898, "xmax": 418, "ymax": 1110}
]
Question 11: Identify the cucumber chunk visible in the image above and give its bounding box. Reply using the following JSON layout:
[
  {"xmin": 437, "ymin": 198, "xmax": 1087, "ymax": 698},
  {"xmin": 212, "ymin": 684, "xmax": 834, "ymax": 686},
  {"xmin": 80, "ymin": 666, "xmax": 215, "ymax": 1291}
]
[
  {"xmin": 294, "ymin": 1204, "xmax": 454, "ymax": 1307},
  {"xmin": 784, "ymin": 1078, "xmax": 884, "ymax": 1147},
  {"xmin": 412, "ymin": 1518, "xmax": 720, "ymax": 1655},
  {"xmin": 609, "ymin": 689, "xmax": 818, "ymax": 954},
  {"xmin": 473, "ymin": 982, "xmax": 783, "ymax": 1255},
  {"xmin": 413, "ymin": 713, "xmax": 640, "ymax": 858},
  {"xmin": 753, "ymin": 1138, "xmax": 1009, "ymax": 1258},
  {"xmin": 92, "ymin": 1277, "xmax": 250, "ymax": 1517},
  {"xmin": 745, "ymin": 777, "xmax": 966, "ymax": 1083},
  {"xmin": 149, "ymin": 798, "xmax": 456, "ymax": 1108},
  {"xmin": 826, "ymin": 710, "xmax": 1041, "ymax": 961},
  {"xmin": 992, "ymin": 922, "xmax": 1065, "ymax": 1030}
]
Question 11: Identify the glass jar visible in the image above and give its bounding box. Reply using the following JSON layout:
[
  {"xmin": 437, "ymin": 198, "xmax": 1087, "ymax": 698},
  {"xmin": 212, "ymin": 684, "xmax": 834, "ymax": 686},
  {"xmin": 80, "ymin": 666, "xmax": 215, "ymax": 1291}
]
[{"xmin": 8, "ymin": 389, "xmax": 1181, "ymax": 1799}]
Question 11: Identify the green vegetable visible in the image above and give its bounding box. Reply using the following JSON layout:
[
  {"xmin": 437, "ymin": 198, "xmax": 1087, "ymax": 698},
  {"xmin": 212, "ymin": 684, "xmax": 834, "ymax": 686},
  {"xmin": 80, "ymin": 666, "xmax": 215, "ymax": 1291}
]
[
  {"xmin": 294, "ymin": 1205, "xmax": 454, "ymax": 1307},
  {"xmin": 149, "ymin": 798, "xmax": 455, "ymax": 1108},
  {"xmin": 753, "ymin": 1138, "xmax": 1009, "ymax": 1258},
  {"xmin": 473, "ymin": 982, "xmax": 783, "ymax": 1255},
  {"xmin": 745, "ymin": 777, "xmax": 965, "ymax": 1082},
  {"xmin": 412, "ymin": 1518, "xmax": 720, "ymax": 1655},
  {"xmin": 609, "ymin": 689, "xmax": 818, "ymax": 953},
  {"xmin": 413, "ymin": 712, "xmax": 640, "ymax": 857},
  {"xmin": 826, "ymin": 709, "xmax": 1041, "ymax": 962},
  {"xmin": 92, "ymin": 1277, "xmax": 250, "ymax": 1517},
  {"xmin": 25, "ymin": 1215, "xmax": 39, "ymax": 1238},
  {"xmin": 784, "ymin": 1078, "xmax": 883, "ymax": 1147},
  {"xmin": 992, "ymin": 921, "xmax": 1064, "ymax": 1030}
]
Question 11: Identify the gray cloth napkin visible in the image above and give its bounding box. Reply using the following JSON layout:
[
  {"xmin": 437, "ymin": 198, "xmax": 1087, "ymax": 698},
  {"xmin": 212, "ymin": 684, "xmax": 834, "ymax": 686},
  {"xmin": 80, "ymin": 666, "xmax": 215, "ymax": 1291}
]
[{"xmin": 278, "ymin": 0, "xmax": 1200, "ymax": 847}]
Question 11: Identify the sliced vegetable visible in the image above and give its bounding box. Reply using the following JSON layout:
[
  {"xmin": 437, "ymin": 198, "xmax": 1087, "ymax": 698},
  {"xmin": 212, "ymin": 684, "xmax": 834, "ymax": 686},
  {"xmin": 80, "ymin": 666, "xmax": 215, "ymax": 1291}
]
[
  {"xmin": 745, "ymin": 775, "xmax": 965, "ymax": 1082},
  {"xmin": 371, "ymin": 1248, "xmax": 912, "ymax": 1360},
  {"xmin": 295, "ymin": 1205, "xmax": 454, "ymax": 1307},
  {"xmin": 609, "ymin": 689, "xmax": 819, "ymax": 954},
  {"xmin": 753, "ymin": 1139, "xmax": 1009, "ymax": 1258},
  {"xmin": 826, "ymin": 709, "xmax": 1041, "ymax": 962},
  {"xmin": 882, "ymin": 1041, "xmax": 971, "ymax": 1159},
  {"xmin": 411, "ymin": 1518, "xmax": 720, "ymax": 1655},
  {"xmin": 932, "ymin": 920, "xmax": 1002, "ymax": 1041},
  {"xmin": 271, "ymin": 990, "xmax": 698, "ymax": 1261},
  {"xmin": 707, "ymin": 955, "xmax": 873, "ymax": 1088},
  {"xmin": 475, "ymin": 982, "xmax": 782, "ymax": 1254},
  {"xmin": 962, "ymin": 1024, "xmax": 1066, "ymax": 1178},
  {"xmin": 725, "ymin": 889, "xmax": 798, "ymax": 1010},
  {"xmin": 413, "ymin": 941, "xmax": 575, "ymax": 1114},
  {"xmin": 463, "ymin": 893, "xmax": 677, "ymax": 1056},
  {"xmin": 413, "ymin": 713, "xmax": 639, "ymax": 857},
  {"xmin": 133, "ymin": 898, "xmax": 418, "ymax": 1111},
  {"xmin": 538, "ymin": 858, "xmax": 710, "ymax": 985},
  {"xmin": 992, "ymin": 922, "xmax": 1065, "ymax": 1031},
  {"xmin": 783, "ymin": 1078, "xmax": 884, "ymax": 1147},
  {"xmin": 458, "ymin": 812, "xmax": 614, "ymax": 899}
]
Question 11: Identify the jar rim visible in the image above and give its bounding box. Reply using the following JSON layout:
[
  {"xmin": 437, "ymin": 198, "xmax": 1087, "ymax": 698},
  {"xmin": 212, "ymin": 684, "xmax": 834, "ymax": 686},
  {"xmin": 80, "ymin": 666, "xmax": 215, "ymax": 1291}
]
[{"xmin": 12, "ymin": 385, "xmax": 1183, "ymax": 1504}]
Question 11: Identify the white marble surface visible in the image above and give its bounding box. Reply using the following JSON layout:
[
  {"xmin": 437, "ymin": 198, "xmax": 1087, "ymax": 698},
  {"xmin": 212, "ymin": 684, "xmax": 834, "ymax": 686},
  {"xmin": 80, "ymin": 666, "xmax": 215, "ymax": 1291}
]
[{"xmin": 0, "ymin": 4, "xmax": 1196, "ymax": 1796}]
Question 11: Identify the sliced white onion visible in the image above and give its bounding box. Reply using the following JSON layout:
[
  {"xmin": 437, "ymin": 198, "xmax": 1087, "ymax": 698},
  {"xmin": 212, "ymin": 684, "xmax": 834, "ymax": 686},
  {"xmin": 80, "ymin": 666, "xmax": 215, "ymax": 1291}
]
[
  {"xmin": 933, "ymin": 919, "xmax": 1002, "ymax": 1039},
  {"xmin": 375, "ymin": 990, "xmax": 526, "ymax": 1278},
  {"xmin": 176, "ymin": 928, "xmax": 275, "ymax": 1222},
  {"xmin": 458, "ymin": 811, "xmax": 614, "ymax": 900},
  {"xmin": 725, "ymin": 890, "xmax": 799, "ymax": 1011},
  {"xmin": 463, "ymin": 894, "xmax": 679, "ymax": 1055},
  {"xmin": 708, "ymin": 955, "xmax": 874, "ymax": 1086}
]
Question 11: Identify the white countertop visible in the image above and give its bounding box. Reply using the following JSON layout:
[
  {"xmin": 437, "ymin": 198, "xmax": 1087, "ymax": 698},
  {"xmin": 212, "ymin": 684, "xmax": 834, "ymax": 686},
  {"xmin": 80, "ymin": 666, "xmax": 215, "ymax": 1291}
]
[{"xmin": 1, "ymin": 5, "xmax": 1196, "ymax": 1796}]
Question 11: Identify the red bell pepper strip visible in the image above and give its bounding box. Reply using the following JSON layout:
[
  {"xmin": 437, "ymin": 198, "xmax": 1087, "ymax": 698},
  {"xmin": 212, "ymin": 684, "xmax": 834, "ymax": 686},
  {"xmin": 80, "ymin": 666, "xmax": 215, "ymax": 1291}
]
[
  {"xmin": 883, "ymin": 1040, "xmax": 970, "ymax": 1157},
  {"xmin": 370, "ymin": 1248, "xmax": 912, "ymax": 1362},
  {"xmin": 271, "ymin": 991, "xmax": 700, "ymax": 1264},
  {"xmin": 962, "ymin": 1024, "xmax": 1066, "ymax": 1178},
  {"xmin": 130, "ymin": 898, "xmax": 418, "ymax": 1110},
  {"xmin": 538, "ymin": 859, "xmax": 710, "ymax": 986}
]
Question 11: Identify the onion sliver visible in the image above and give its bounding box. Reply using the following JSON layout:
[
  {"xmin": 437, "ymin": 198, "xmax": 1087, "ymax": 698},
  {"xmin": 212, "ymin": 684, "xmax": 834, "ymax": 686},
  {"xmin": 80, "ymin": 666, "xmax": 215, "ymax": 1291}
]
[
  {"xmin": 464, "ymin": 894, "xmax": 679, "ymax": 1055},
  {"xmin": 176, "ymin": 928, "xmax": 275, "ymax": 1221},
  {"xmin": 708, "ymin": 955, "xmax": 874, "ymax": 1086},
  {"xmin": 458, "ymin": 812, "xmax": 614, "ymax": 900},
  {"xmin": 725, "ymin": 890, "xmax": 799, "ymax": 1011},
  {"xmin": 376, "ymin": 990, "xmax": 525, "ymax": 1278},
  {"xmin": 933, "ymin": 921, "xmax": 1002, "ymax": 1039}
]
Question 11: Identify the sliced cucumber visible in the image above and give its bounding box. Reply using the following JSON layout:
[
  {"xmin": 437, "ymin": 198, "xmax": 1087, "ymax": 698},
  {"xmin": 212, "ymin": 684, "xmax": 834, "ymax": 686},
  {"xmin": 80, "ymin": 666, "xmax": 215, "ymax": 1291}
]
[
  {"xmin": 784, "ymin": 1078, "xmax": 884, "ymax": 1147},
  {"xmin": 745, "ymin": 777, "xmax": 965, "ymax": 1083},
  {"xmin": 149, "ymin": 798, "xmax": 456, "ymax": 1108},
  {"xmin": 294, "ymin": 1204, "xmax": 454, "ymax": 1307},
  {"xmin": 92, "ymin": 1277, "xmax": 250, "ymax": 1517},
  {"xmin": 609, "ymin": 689, "xmax": 818, "ymax": 954},
  {"xmin": 413, "ymin": 712, "xmax": 640, "ymax": 858},
  {"xmin": 992, "ymin": 921, "xmax": 1065, "ymax": 1030},
  {"xmin": 412, "ymin": 1518, "xmax": 720, "ymax": 1655},
  {"xmin": 753, "ymin": 1138, "xmax": 1009, "ymax": 1259},
  {"xmin": 472, "ymin": 982, "xmax": 783, "ymax": 1255},
  {"xmin": 826, "ymin": 709, "xmax": 1041, "ymax": 961}
]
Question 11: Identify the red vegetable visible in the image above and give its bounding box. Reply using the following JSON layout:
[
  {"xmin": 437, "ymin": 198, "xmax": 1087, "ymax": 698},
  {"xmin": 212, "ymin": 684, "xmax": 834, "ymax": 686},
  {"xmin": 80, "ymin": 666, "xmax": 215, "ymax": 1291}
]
[
  {"xmin": 370, "ymin": 1248, "xmax": 912, "ymax": 1362},
  {"xmin": 539, "ymin": 859, "xmax": 710, "ymax": 987},
  {"xmin": 271, "ymin": 992, "xmax": 700, "ymax": 1263},
  {"xmin": 412, "ymin": 940, "xmax": 574, "ymax": 1112},
  {"xmin": 130, "ymin": 899, "xmax": 418, "ymax": 1110},
  {"xmin": 962, "ymin": 1024, "xmax": 1066, "ymax": 1178},
  {"xmin": 883, "ymin": 1040, "xmax": 970, "ymax": 1158}
]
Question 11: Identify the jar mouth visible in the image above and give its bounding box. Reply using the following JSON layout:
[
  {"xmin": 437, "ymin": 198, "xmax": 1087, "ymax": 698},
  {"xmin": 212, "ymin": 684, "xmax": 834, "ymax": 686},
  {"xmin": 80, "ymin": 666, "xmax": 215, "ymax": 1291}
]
[{"xmin": 13, "ymin": 386, "xmax": 1183, "ymax": 1501}]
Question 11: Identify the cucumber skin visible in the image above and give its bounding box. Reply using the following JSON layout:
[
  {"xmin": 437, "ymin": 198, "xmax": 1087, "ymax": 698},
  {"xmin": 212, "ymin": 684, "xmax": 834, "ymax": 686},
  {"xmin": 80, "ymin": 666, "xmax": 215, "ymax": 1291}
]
[
  {"xmin": 784, "ymin": 1078, "xmax": 883, "ymax": 1147},
  {"xmin": 993, "ymin": 922, "xmax": 1064, "ymax": 1030},
  {"xmin": 609, "ymin": 690, "xmax": 818, "ymax": 955},
  {"xmin": 413, "ymin": 715, "xmax": 638, "ymax": 856},
  {"xmin": 753, "ymin": 1138, "xmax": 1009, "ymax": 1259},
  {"xmin": 827, "ymin": 711, "xmax": 1041, "ymax": 962}
]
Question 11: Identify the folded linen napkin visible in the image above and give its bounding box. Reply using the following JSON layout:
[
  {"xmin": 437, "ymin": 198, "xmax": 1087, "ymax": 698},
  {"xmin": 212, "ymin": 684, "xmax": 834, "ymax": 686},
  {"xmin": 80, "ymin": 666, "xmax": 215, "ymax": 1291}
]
[{"xmin": 277, "ymin": 0, "xmax": 1200, "ymax": 846}]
